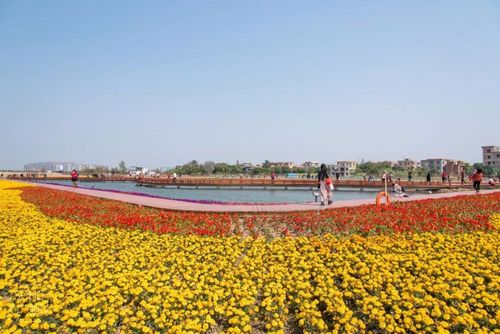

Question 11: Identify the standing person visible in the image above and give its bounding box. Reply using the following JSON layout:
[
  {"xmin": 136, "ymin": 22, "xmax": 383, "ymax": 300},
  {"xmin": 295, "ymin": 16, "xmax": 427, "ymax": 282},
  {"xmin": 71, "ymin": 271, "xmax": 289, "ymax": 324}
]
[
  {"xmin": 317, "ymin": 163, "xmax": 333, "ymax": 206},
  {"xmin": 271, "ymin": 171, "xmax": 276, "ymax": 182},
  {"xmin": 426, "ymin": 171, "xmax": 431, "ymax": 183},
  {"xmin": 472, "ymin": 168, "xmax": 483, "ymax": 193},
  {"xmin": 441, "ymin": 170, "xmax": 447, "ymax": 183},
  {"xmin": 408, "ymin": 171, "xmax": 413, "ymax": 182},
  {"xmin": 70, "ymin": 169, "xmax": 79, "ymax": 188},
  {"xmin": 460, "ymin": 170, "xmax": 465, "ymax": 185}
]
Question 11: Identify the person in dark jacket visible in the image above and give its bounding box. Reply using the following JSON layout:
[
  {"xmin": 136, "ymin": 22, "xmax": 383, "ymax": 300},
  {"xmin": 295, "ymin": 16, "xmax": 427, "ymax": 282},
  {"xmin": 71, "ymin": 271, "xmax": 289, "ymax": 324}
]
[{"xmin": 317, "ymin": 163, "xmax": 333, "ymax": 206}]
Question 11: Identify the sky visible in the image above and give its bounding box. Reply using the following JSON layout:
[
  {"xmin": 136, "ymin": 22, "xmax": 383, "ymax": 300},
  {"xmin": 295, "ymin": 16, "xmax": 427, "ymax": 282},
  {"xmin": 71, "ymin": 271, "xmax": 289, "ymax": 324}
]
[{"xmin": 1, "ymin": 1, "xmax": 499, "ymax": 170}]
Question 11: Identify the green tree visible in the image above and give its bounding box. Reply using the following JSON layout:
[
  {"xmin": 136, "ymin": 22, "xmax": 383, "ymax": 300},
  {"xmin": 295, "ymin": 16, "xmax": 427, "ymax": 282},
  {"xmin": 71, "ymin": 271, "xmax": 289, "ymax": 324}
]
[
  {"xmin": 251, "ymin": 167, "xmax": 265, "ymax": 175},
  {"xmin": 473, "ymin": 163, "xmax": 499, "ymax": 176},
  {"xmin": 414, "ymin": 166, "xmax": 427, "ymax": 177},
  {"xmin": 213, "ymin": 163, "xmax": 230, "ymax": 174},
  {"xmin": 118, "ymin": 161, "xmax": 127, "ymax": 174},
  {"xmin": 204, "ymin": 161, "xmax": 215, "ymax": 174},
  {"xmin": 464, "ymin": 163, "xmax": 474, "ymax": 176}
]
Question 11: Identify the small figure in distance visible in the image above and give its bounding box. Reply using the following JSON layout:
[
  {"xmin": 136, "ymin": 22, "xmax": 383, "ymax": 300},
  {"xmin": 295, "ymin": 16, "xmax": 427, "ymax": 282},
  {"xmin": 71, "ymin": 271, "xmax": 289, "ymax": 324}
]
[
  {"xmin": 426, "ymin": 171, "xmax": 431, "ymax": 184},
  {"xmin": 70, "ymin": 169, "xmax": 79, "ymax": 188},
  {"xmin": 487, "ymin": 177, "xmax": 495, "ymax": 186},
  {"xmin": 317, "ymin": 163, "xmax": 333, "ymax": 206},
  {"xmin": 392, "ymin": 181, "xmax": 409, "ymax": 197},
  {"xmin": 471, "ymin": 168, "xmax": 483, "ymax": 194},
  {"xmin": 441, "ymin": 170, "xmax": 447, "ymax": 183},
  {"xmin": 408, "ymin": 170, "xmax": 413, "ymax": 183}
]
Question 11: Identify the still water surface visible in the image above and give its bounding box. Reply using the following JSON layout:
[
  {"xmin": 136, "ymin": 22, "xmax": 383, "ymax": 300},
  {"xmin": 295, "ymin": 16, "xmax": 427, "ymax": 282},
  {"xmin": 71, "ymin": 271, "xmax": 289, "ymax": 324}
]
[{"xmin": 40, "ymin": 180, "xmax": 377, "ymax": 204}]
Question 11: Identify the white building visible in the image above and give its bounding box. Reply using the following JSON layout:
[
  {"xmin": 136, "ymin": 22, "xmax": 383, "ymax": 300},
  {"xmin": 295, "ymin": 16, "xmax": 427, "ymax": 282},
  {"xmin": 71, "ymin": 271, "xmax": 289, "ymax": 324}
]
[
  {"xmin": 269, "ymin": 162, "xmax": 296, "ymax": 169},
  {"xmin": 336, "ymin": 161, "xmax": 357, "ymax": 177},
  {"xmin": 303, "ymin": 161, "xmax": 320, "ymax": 168}
]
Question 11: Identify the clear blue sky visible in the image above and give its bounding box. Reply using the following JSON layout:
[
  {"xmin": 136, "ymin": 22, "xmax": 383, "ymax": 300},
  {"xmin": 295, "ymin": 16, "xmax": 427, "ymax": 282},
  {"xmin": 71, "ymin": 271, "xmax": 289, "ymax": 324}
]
[{"xmin": 1, "ymin": 1, "xmax": 499, "ymax": 170}]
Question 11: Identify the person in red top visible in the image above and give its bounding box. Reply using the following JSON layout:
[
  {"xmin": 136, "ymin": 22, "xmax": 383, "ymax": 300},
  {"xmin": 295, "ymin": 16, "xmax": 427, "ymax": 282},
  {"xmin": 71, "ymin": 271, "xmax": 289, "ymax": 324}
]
[
  {"xmin": 471, "ymin": 168, "xmax": 483, "ymax": 193},
  {"xmin": 70, "ymin": 169, "xmax": 79, "ymax": 188}
]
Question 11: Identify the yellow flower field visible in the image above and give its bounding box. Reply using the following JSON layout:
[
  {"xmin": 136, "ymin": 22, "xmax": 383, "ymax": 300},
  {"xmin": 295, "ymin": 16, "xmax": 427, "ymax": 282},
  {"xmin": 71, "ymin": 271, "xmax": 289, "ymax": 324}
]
[{"xmin": 0, "ymin": 180, "xmax": 499, "ymax": 333}]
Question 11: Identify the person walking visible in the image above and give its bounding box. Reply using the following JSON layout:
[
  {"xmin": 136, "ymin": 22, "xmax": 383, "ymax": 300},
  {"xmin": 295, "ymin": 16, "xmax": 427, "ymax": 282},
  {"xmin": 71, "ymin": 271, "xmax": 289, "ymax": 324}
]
[
  {"xmin": 472, "ymin": 168, "xmax": 483, "ymax": 193},
  {"xmin": 408, "ymin": 171, "xmax": 413, "ymax": 182},
  {"xmin": 317, "ymin": 163, "xmax": 333, "ymax": 206},
  {"xmin": 70, "ymin": 169, "xmax": 79, "ymax": 188},
  {"xmin": 426, "ymin": 171, "xmax": 431, "ymax": 183}
]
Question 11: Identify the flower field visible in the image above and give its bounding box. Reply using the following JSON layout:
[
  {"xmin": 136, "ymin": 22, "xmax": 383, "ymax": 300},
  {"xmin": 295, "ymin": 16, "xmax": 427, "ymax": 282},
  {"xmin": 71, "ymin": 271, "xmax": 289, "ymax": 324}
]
[
  {"xmin": 20, "ymin": 186, "xmax": 500, "ymax": 238},
  {"xmin": 1, "ymin": 181, "xmax": 500, "ymax": 333}
]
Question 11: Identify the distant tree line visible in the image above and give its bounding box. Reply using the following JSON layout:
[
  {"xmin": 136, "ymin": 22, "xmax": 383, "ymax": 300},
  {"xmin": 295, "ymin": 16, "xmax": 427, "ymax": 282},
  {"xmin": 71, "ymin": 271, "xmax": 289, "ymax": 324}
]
[
  {"xmin": 169, "ymin": 160, "xmax": 318, "ymax": 176},
  {"xmin": 79, "ymin": 160, "xmax": 500, "ymax": 178},
  {"xmin": 354, "ymin": 161, "xmax": 499, "ymax": 178},
  {"xmin": 472, "ymin": 163, "xmax": 500, "ymax": 177}
]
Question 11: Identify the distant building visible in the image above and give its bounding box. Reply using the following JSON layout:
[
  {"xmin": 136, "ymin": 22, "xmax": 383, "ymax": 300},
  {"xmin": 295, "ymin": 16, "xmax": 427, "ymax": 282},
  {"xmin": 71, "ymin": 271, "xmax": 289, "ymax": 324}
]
[
  {"xmin": 396, "ymin": 158, "xmax": 418, "ymax": 171},
  {"xmin": 24, "ymin": 161, "xmax": 105, "ymax": 172},
  {"xmin": 269, "ymin": 162, "xmax": 296, "ymax": 169},
  {"xmin": 128, "ymin": 166, "xmax": 149, "ymax": 173},
  {"xmin": 303, "ymin": 161, "xmax": 320, "ymax": 168},
  {"xmin": 336, "ymin": 161, "xmax": 357, "ymax": 177},
  {"xmin": 482, "ymin": 145, "xmax": 500, "ymax": 167},
  {"xmin": 420, "ymin": 159, "xmax": 452, "ymax": 172},
  {"xmin": 240, "ymin": 163, "xmax": 253, "ymax": 174},
  {"xmin": 444, "ymin": 160, "xmax": 465, "ymax": 177}
]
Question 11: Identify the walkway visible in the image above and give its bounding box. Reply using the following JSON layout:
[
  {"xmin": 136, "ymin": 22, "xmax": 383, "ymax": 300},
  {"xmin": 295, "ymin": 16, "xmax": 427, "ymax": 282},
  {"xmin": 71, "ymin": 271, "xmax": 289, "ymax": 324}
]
[
  {"xmin": 25, "ymin": 182, "xmax": 500, "ymax": 213},
  {"xmin": 137, "ymin": 177, "xmax": 491, "ymax": 191}
]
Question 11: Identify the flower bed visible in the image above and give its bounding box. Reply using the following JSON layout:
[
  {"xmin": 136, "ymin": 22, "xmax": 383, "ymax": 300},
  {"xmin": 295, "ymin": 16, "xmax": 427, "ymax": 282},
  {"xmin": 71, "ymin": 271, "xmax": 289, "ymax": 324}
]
[
  {"xmin": 1, "ymin": 181, "xmax": 499, "ymax": 333},
  {"xmin": 20, "ymin": 186, "xmax": 500, "ymax": 237}
]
